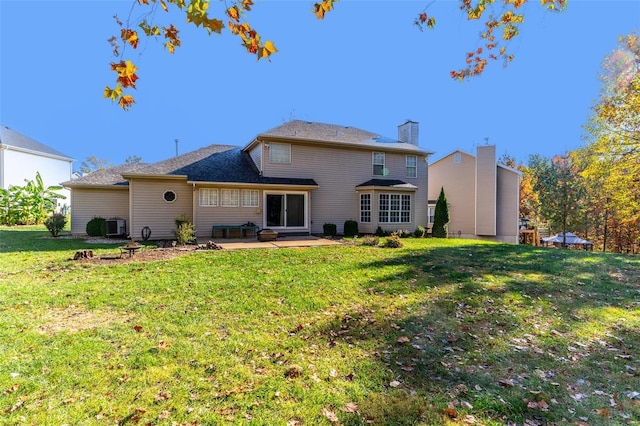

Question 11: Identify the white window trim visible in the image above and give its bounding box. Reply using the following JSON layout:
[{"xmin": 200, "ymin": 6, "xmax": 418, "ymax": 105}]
[
  {"xmin": 242, "ymin": 189, "xmax": 259, "ymax": 207},
  {"xmin": 360, "ymin": 193, "xmax": 371, "ymax": 223},
  {"xmin": 269, "ymin": 142, "xmax": 291, "ymax": 164},
  {"xmin": 199, "ymin": 188, "xmax": 218, "ymax": 207},
  {"xmin": 406, "ymin": 155, "xmax": 417, "ymax": 178},
  {"xmin": 378, "ymin": 193, "xmax": 412, "ymax": 224},
  {"xmin": 221, "ymin": 189, "xmax": 239, "ymax": 207},
  {"xmin": 373, "ymin": 152, "xmax": 385, "ymax": 176}
]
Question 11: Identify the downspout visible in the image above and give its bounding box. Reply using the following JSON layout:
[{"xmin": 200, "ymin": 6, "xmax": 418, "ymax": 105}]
[
  {"xmin": 192, "ymin": 182, "xmax": 197, "ymax": 239},
  {"xmin": 0, "ymin": 145, "xmax": 5, "ymax": 188}
]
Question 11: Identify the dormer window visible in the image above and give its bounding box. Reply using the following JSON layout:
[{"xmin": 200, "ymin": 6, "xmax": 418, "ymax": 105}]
[{"xmin": 373, "ymin": 152, "xmax": 385, "ymax": 176}]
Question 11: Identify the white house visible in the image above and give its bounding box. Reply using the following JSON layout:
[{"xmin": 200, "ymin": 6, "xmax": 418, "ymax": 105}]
[{"xmin": 0, "ymin": 126, "xmax": 73, "ymax": 211}]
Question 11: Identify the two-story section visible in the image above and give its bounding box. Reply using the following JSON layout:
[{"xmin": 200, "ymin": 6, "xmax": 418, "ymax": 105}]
[{"xmin": 243, "ymin": 120, "xmax": 432, "ymax": 235}]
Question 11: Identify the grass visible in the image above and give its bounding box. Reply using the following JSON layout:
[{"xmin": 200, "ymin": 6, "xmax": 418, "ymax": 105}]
[{"xmin": 0, "ymin": 226, "xmax": 639, "ymax": 425}]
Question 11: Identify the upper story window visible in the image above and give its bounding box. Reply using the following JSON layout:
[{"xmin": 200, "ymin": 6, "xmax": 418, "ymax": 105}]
[
  {"xmin": 373, "ymin": 152, "xmax": 385, "ymax": 176},
  {"xmin": 454, "ymin": 153, "xmax": 462, "ymax": 164},
  {"xmin": 269, "ymin": 142, "xmax": 291, "ymax": 164},
  {"xmin": 406, "ymin": 155, "xmax": 417, "ymax": 178},
  {"xmin": 199, "ymin": 188, "xmax": 218, "ymax": 207}
]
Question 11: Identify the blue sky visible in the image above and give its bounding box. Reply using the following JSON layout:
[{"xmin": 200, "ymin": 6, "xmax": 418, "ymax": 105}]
[{"xmin": 1, "ymin": 0, "xmax": 638, "ymax": 169}]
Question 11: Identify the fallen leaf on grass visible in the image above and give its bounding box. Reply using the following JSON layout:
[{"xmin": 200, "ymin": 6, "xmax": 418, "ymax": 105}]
[
  {"xmin": 397, "ymin": 336, "xmax": 410, "ymax": 343},
  {"xmin": 158, "ymin": 340, "xmax": 170, "ymax": 350},
  {"xmin": 498, "ymin": 379, "xmax": 515, "ymax": 387},
  {"xmin": 389, "ymin": 380, "xmax": 401, "ymax": 387},
  {"xmin": 342, "ymin": 402, "xmax": 358, "ymax": 413},
  {"xmin": 595, "ymin": 408, "xmax": 610, "ymax": 417},
  {"xmin": 133, "ymin": 324, "xmax": 143, "ymax": 332},
  {"xmin": 322, "ymin": 408, "xmax": 339, "ymax": 423}
]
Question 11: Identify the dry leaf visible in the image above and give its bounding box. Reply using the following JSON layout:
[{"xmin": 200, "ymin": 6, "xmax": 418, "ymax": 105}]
[
  {"xmin": 322, "ymin": 408, "xmax": 339, "ymax": 423},
  {"xmin": 397, "ymin": 336, "xmax": 410, "ymax": 343},
  {"xmin": 389, "ymin": 380, "xmax": 401, "ymax": 387},
  {"xmin": 343, "ymin": 402, "xmax": 358, "ymax": 413}
]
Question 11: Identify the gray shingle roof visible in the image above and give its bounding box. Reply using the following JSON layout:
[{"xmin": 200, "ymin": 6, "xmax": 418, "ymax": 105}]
[
  {"xmin": 0, "ymin": 126, "xmax": 72, "ymax": 160},
  {"xmin": 255, "ymin": 120, "xmax": 431, "ymax": 154},
  {"xmin": 357, "ymin": 179, "xmax": 417, "ymax": 189},
  {"xmin": 62, "ymin": 162, "xmax": 148, "ymax": 187}
]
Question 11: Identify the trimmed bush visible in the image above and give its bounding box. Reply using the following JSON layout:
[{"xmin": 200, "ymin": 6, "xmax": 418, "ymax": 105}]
[
  {"xmin": 86, "ymin": 217, "xmax": 106, "ymax": 237},
  {"xmin": 375, "ymin": 226, "xmax": 386, "ymax": 237},
  {"xmin": 383, "ymin": 234, "xmax": 403, "ymax": 248},
  {"xmin": 398, "ymin": 229, "xmax": 412, "ymax": 238},
  {"xmin": 432, "ymin": 187, "xmax": 450, "ymax": 238},
  {"xmin": 44, "ymin": 213, "xmax": 67, "ymax": 237},
  {"xmin": 323, "ymin": 223, "xmax": 337, "ymax": 237},
  {"xmin": 344, "ymin": 220, "xmax": 359, "ymax": 237},
  {"xmin": 414, "ymin": 226, "xmax": 426, "ymax": 238},
  {"xmin": 174, "ymin": 222, "xmax": 196, "ymax": 245}
]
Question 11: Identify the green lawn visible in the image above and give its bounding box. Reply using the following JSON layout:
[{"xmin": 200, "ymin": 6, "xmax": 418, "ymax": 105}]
[{"xmin": 1, "ymin": 226, "xmax": 638, "ymax": 425}]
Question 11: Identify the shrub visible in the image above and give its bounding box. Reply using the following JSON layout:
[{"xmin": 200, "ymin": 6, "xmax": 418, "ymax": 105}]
[
  {"xmin": 174, "ymin": 222, "xmax": 196, "ymax": 245},
  {"xmin": 361, "ymin": 235, "xmax": 379, "ymax": 246},
  {"xmin": 44, "ymin": 213, "xmax": 67, "ymax": 237},
  {"xmin": 86, "ymin": 217, "xmax": 106, "ymax": 237},
  {"xmin": 398, "ymin": 229, "xmax": 412, "ymax": 238},
  {"xmin": 375, "ymin": 226, "xmax": 386, "ymax": 237},
  {"xmin": 175, "ymin": 213, "xmax": 191, "ymax": 228},
  {"xmin": 323, "ymin": 223, "xmax": 337, "ymax": 237},
  {"xmin": 344, "ymin": 219, "xmax": 359, "ymax": 237},
  {"xmin": 414, "ymin": 226, "xmax": 425, "ymax": 238},
  {"xmin": 383, "ymin": 234, "xmax": 403, "ymax": 248},
  {"xmin": 432, "ymin": 187, "xmax": 450, "ymax": 238}
]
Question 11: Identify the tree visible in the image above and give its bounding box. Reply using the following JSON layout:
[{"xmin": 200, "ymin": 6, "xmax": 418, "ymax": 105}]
[
  {"xmin": 578, "ymin": 32, "xmax": 639, "ymax": 252},
  {"xmin": 105, "ymin": 0, "xmax": 567, "ymax": 109},
  {"xmin": 528, "ymin": 153, "xmax": 585, "ymax": 246},
  {"xmin": 125, "ymin": 155, "xmax": 143, "ymax": 164},
  {"xmin": 78, "ymin": 156, "xmax": 114, "ymax": 175},
  {"xmin": 0, "ymin": 172, "xmax": 65, "ymax": 225},
  {"xmin": 432, "ymin": 187, "xmax": 450, "ymax": 238}
]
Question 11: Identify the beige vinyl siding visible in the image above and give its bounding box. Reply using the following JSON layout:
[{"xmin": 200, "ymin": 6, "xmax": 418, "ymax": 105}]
[
  {"xmin": 475, "ymin": 146, "xmax": 497, "ymax": 236},
  {"xmin": 496, "ymin": 167, "xmax": 520, "ymax": 243},
  {"xmin": 69, "ymin": 188, "xmax": 129, "ymax": 234},
  {"xmin": 428, "ymin": 152, "xmax": 476, "ymax": 238},
  {"xmin": 129, "ymin": 178, "xmax": 193, "ymax": 239},
  {"xmin": 262, "ymin": 143, "xmax": 427, "ymax": 234},
  {"xmin": 248, "ymin": 144, "xmax": 262, "ymax": 172},
  {"xmin": 194, "ymin": 186, "xmax": 264, "ymax": 238}
]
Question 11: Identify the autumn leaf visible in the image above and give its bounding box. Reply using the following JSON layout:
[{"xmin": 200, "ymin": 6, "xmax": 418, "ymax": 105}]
[
  {"xmin": 342, "ymin": 402, "xmax": 358, "ymax": 413},
  {"xmin": 322, "ymin": 408, "xmax": 339, "ymax": 423},
  {"xmin": 133, "ymin": 324, "xmax": 143, "ymax": 332}
]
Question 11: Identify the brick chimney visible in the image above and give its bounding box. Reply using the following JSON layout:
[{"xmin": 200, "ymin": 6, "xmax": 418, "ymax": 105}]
[{"xmin": 398, "ymin": 120, "xmax": 419, "ymax": 145}]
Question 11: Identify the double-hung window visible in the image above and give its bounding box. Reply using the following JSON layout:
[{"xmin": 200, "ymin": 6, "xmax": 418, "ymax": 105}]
[
  {"xmin": 373, "ymin": 152, "xmax": 385, "ymax": 176},
  {"xmin": 406, "ymin": 155, "xmax": 417, "ymax": 178},
  {"xmin": 269, "ymin": 142, "xmax": 291, "ymax": 163},
  {"xmin": 199, "ymin": 188, "xmax": 218, "ymax": 207},
  {"xmin": 242, "ymin": 189, "xmax": 259, "ymax": 207},
  {"xmin": 360, "ymin": 193, "xmax": 371, "ymax": 223},
  {"xmin": 221, "ymin": 189, "xmax": 239, "ymax": 207},
  {"xmin": 379, "ymin": 193, "xmax": 411, "ymax": 223}
]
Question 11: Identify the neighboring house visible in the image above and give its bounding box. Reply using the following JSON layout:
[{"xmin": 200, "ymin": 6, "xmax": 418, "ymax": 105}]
[
  {"xmin": 0, "ymin": 126, "xmax": 73, "ymax": 210},
  {"xmin": 428, "ymin": 145, "xmax": 520, "ymax": 243},
  {"xmin": 63, "ymin": 120, "xmax": 433, "ymax": 239}
]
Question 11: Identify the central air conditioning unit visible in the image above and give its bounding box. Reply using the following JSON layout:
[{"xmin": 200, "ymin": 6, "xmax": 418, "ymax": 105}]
[{"xmin": 105, "ymin": 218, "xmax": 126, "ymax": 237}]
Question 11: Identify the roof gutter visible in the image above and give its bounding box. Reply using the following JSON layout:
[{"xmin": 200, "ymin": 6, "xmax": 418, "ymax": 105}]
[
  {"xmin": 187, "ymin": 180, "xmax": 319, "ymax": 190},
  {"xmin": 245, "ymin": 136, "xmax": 433, "ymax": 156}
]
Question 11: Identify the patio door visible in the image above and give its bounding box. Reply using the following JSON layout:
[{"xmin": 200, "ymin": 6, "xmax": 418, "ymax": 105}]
[{"xmin": 265, "ymin": 192, "xmax": 306, "ymax": 229}]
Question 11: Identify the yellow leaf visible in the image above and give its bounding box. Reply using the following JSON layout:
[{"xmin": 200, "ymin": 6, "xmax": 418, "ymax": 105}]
[
  {"xmin": 160, "ymin": 0, "xmax": 168, "ymax": 12},
  {"xmin": 264, "ymin": 40, "xmax": 277, "ymax": 54}
]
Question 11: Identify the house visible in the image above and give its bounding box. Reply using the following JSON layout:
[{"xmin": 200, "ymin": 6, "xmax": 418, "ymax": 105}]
[
  {"xmin": 427, "ymin": 145, "xmax": 520, "ymax": 243},
  {"xmin": 63, "ymin": 120, "xmax": 433, "ymax": 239},
  {"xmin": 0, "ymin": 126, "xmax": 73, "ymax": 210}
]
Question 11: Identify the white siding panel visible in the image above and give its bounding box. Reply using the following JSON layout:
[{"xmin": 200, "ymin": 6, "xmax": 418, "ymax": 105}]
[
  {"xmin": 248, "ymin": 145, "xmax": 262, "ymax": 172},
  {"xmin": 70, "ymin": 188, "xmax": 129, "ymax": 234},
  {"xmin": 129, "ymin": 178, "xmax": 193, "ymax": 239},
  {"xmin": 262, "ymin": 143, "xmax": 427, "ymax": 234}
]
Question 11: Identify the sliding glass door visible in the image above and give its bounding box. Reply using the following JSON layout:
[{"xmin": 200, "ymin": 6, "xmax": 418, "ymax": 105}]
[{"xmin": 265, "ymin": 192, "xmax": 307, "ymax": 229}]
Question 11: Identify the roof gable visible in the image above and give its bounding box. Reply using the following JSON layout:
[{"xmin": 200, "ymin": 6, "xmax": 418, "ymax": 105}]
[{"xmin": 0, "ymin": 126, "xmax": 72, "ymax": 161}]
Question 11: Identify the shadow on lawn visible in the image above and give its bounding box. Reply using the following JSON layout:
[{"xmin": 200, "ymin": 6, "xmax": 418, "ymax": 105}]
[{"xmin": 307, "ymin": 243, "xmax": 640, "ymax": 425}]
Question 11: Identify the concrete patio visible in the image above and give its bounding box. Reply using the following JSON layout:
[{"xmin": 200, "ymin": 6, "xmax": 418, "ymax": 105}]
[{"xmin": 196, "ymin": 235, "xmax": 343, "ymax": 250}]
